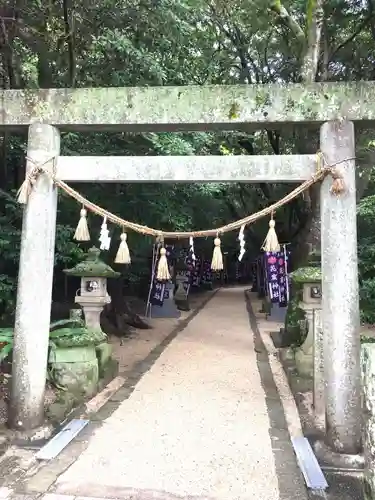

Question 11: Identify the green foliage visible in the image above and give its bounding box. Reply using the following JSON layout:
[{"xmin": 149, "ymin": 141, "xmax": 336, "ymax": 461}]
[
  {"xmin": 1, "ymin": 0, "xmax": 375, "ymax": 322},
  {"xmin": 358, "ymin": 192, "xmax": 375, "ymax": 323},
  {"xmin": 0, "ymin": 318, "xmax": 100, "ymax": 364}
]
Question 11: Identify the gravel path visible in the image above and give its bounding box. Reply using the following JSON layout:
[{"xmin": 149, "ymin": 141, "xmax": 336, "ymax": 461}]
[{"xmin": 54, "ymin": 288, "xmax": 291, "ymax": 500}]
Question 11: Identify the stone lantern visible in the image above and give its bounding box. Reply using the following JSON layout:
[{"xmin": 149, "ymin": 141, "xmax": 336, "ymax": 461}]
[
  {"xmin": 291, "ymin": 266, "xmax": 322, "ymax": 377},
  {"xmin": 64, "ymin": 246, "xmax": 120, "ymax": 330}
]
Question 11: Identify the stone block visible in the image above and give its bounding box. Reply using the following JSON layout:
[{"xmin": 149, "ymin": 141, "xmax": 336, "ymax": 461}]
[
  {"xmin": 48, "ymin": 346, "xmax": 99, "ymax": 397},
  {"xmin": 3, "ymin": 83, "xmax": 375, "ymax": 131},
  {"xmin": 361, "ymin": 342, "xmax": 375, "ymax": 498},
  {"xmin": 95, "ymin": 342, "xmax": 112, "ymax": 377}
]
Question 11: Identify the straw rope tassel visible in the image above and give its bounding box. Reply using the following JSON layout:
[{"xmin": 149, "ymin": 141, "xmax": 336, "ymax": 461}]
[
  {"xmin": 19, "ymin": 150, "xmax": 349, "ymax": 242},
  {"xmin": 74, "ymin": 207, "xmax": 90, "ymax": 241},
  {"xmin": 330, "ymin": 168, "xmax": 345, "ymax": 195},
  {"xmin": 262, "ymin": 215, "xmax": 280, "ymax": 252},
  {"xmin": 17, "ymin": 176, "xmax": 33, "ymax": 205},
  {"xmin": 115, "ymin": 232, "xmax": 131, "ymax": 264},
  {"xmin": 211, "ymin": 236, "xmax": 223, "ymax": 271},
  {"xmin": 156, "ymin": 246, "xmax": 171, "ymax": 281}
]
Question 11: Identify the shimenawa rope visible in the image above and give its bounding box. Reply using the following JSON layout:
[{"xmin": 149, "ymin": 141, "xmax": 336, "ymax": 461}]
[
  {"xmin": 16, "ymin": 152, "xmax": 351, "ymax": 277},
  {"xmin": 17, "ymin": 152, "xmax": 349, "ymax": 238}
]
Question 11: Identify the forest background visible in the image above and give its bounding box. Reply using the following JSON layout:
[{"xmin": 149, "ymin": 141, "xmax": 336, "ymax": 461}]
[{"xmin": 1, "ymin": 0, "xmax": 375, "ymax": 322}]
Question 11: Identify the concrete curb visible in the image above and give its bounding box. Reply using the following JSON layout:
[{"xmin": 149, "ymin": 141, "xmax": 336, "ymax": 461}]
[
  {"xmin": 5, "ymin": 492, "xmax": 217, "ymax": 500},
  {"xmin": 245, "ymin": 290, "xmax": 304, "ymax": 439}
]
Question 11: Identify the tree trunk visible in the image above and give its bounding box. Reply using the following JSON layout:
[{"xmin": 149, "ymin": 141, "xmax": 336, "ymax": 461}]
[
  {"xmin": 292, "ymin": 129, "xmax": 321, "ymax": 267},
  {"xmin": 269, "ymin": 0, "xmax": 327, "ymax": 268},
  {"xmin": 104, "ymin": 279, "xmax": 152, "ymax": 337}
]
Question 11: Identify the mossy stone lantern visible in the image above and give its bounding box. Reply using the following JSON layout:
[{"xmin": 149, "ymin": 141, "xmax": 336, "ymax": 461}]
[
  {"xmin": 290, "ymin": 266, "xmax": 322, "ymax": 377},
  {"xmin": 64, "ymin": 247, "xmax": 120, "ymax": 331}
]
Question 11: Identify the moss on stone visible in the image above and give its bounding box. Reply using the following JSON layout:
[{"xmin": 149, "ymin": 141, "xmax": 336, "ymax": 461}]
[
  {"xmin": 284, "ymin": 284, "xmax": 307, "ymax": 346},
  {"xmin": 48, "ymin": 345, "xmax": 99, "ymax": 396},
  {"xmin": 50, "ymin": 358, "xmax": 99, "ymax": 397},
  {"xmin": 290, "ymin": 266, "xmax": 322, "ymax": 284},
  {"xmin": 64, "ymin": 247, "xmax": 120, "ymax": 278},
  {"xmin": 5, "ymin": 82, "xmax": 375, "ymax": 130},
  {"xmin": 255, "ymin": 90, "xmax": 272, "ymax": 108},
  {"xmin": 96, "ymin": 342, "xmax": 113, "ymax": 377},
  {"xmin": 282, "ymin": 264, "xmax": 321, "ymax": 346},
  {"xmin": 228, "ymin": 102, "xmax": 240, "ymax": 119},
  {"xmin": 49, "ymin": 326, "xmax": 106, "ymax": 347}
]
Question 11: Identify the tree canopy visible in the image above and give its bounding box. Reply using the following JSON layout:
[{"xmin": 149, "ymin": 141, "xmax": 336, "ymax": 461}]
[{"xmin": 1, "ymin": 0, "xmax": 375, "ymax": 321}]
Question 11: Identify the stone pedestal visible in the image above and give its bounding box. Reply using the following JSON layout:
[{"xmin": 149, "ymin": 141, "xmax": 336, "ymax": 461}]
[
  {"xmin": 75, "ymin": 298, "xmax": 109, "ymax": 331},
  {"xmin": 48, "ymin": 345, "xmax": 99, "ymax": 398},
  {"xmin": 151, "ymin": 282, "xmax": 181, "ymax": 319},
  {"xmin": 96, "ymin": 342, "xmax": 113, "ymax": 377}
]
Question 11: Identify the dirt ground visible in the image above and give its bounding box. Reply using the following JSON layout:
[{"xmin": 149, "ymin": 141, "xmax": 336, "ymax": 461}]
[
  {"xmin": 0, "ymin": 291, "xmax": 212, "ymax": 441},
  {"xmin": 110, "ymin": 292, "xmax": 210, "ymax": 375}
]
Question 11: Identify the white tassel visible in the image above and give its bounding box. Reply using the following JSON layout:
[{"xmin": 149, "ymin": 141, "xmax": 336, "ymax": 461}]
[
  {"xmin": 156, "ymin": 247, "xmax": 171, "ymax": 281},
  {"xmin": 74, "ymin": 208, "xmax": 90, "ymax": 241},
  {"xmin": 262, "ymin": 217, "xmax": 280, "ymax": 252},
  {"xmin": 17, "ymin": 178, "xmax": 33, "ymax": 204},
  {"xmin": 115, "ymin": 232, "xmax": 131, "ymax": 264},
  {"xmin": 211, "ymin": 237, "xmax": 223, "ymax": 271},
  {"xmin": 238, "ymin": 225, "xmax": 246, "ymax": 261},
  {"xmin": 189, "ymin": 236, "xmax": 196, "ymax": 262},
  {"xmin": 99, "ymin": 217, "xmax": 111, "ymax": 251}
]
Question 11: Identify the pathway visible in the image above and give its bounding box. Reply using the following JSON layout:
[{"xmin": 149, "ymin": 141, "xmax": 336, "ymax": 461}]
[{"xmin": 27, "ymin": 288, "xmax": 308, "ymax": 500}]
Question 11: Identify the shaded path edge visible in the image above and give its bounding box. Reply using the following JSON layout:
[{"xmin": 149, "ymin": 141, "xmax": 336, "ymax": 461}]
[{"xmin": 245, "ymin": 290, "xmax": 309, "ymax": 500}]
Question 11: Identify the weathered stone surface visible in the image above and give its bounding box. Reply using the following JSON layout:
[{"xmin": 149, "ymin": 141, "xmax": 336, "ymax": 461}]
[
  {"xmin": 57, "ymin": 154, "xmax": 317, "ymax": 182},
  {"xmin": 313, "ymin": 308, "xmax": 325, "ymax": 429},
  {"xmin": 320, "ymin": 120, "xmax": 361, "ymax": 454},
  {"xmin": 290, "ymin": 266, "xmax": 321, "ymax": 284},
  {"xmin": 96, "ymin": 342, "xmax": 113, "ymax": 377},
  {"xmin": 361, "ymin": 343, "xmax": 375, "ymax": 499},
  {"xmin": 49, "ymin": 346, "xmax": 99, "ymax": 397},
  {"xmin": 294, "ymin": 308, "xmax": 314, "ymax": 378},
  {"xmin": 9, "ymin": 124, "xmax": 60, "ymax": 431},
  {"xmin": 2, "ymin": 82, "xmax": 375, "ymax": 131},
  {"xmin": 64, "ymin": 247, "xmax": 119, "ymax": 278}
]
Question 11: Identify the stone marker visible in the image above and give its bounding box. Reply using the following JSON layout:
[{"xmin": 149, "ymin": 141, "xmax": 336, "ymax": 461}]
[
  {"xmin": 151, "ymin": 282, "xmax": 181, "ymax": 319},
  {"xmin": 268, "ymin": 303, "xmax": 287, "ymax": 323},
  {"xmin": 175, "ymin": 270, "xmax": 190, "ymax": 311}
]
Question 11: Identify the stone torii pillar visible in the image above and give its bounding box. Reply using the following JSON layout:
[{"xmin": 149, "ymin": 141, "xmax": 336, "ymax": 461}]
[
  {"xmin": 319, "ymin": 120, "xmax": 362, "ymax": 460},
  {"xmin": 9, "ymin": 124, "xmax": 60, "ymax": 430}
]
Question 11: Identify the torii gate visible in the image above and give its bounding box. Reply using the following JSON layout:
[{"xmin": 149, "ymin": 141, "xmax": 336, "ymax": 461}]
[{"xmin": 3, "ymin": 82, "xmax": 366, "ymax": 461}]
